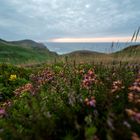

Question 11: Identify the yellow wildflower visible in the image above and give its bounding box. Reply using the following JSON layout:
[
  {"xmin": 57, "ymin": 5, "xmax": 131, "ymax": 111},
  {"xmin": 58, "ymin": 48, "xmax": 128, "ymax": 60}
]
[{"xmin": 9, "ymin": 74, "xmax": 17, "ymax": 81}]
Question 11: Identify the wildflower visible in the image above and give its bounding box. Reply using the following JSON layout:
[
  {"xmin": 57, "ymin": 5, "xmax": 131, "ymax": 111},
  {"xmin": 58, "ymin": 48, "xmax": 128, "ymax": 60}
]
[
  {"xmin": 79, "ymin": 69, "xmax": 85, "ymax": 75},
  {"xmin": 125, "ymin": 109, "xmax": 135, "ymax": 117},
  {"xmin": 0, "ymin": 108, "xmax": 5, "ymax": 117},
  {"xmin": 82, "ymin": 69, "xmax": 97, "ymax": 89},
  {"xmin": 127, "ymin": 70, "xmax": 140, "ymax": 103},
  {"xmin": 111, "ymin": 80, "xmax": 124, "ymax": 93},
  {"xmin": 84, "ymin": 96, "xmax": 96, "ymax": 107},
  {"xmin": 128, "ymin": 93, "xmax": 134, "ymax": 102},
  {"xmin": 129, "ymin": 86, "xmax": 140, "ymax": 93},
  {"xmin": 84, "ymin": 98, "xmax": 90, "ymax": 106},
  {"xmin": 14, "ymin": 69, "xmax": 54, "ymax": 96},
  {"xmin": 89, "ymin": 100, "xmax": 96, "ymax": 107},
  {"xmin": 9, "ymin": 74, "xmax": 17, "ymax": 81},
  {"xmin": 88, "ymin": 69, "xmax": 94, "ymax": 76},
  {"xmin": 133, "ymin": 113, "xmax": 140, "ymax": 123},
  {"xmin": 2, "ymin": 100, "xmax": 12, "ymax": 108},
  {"xmin": 131, "ymin": 132, "xmax": 140, "ymax": 140},
  {"xmin": 84, "ymin": 98, "xmax": 89, "ymax": 103},
  {"xmin": 125, "ymin": 109, "xmax": 140, "ymax": 124},
  {"xmin": 125, "ymin": 70, "xmax": 140, "ymax": 128},
  {"xmin": 14, "ymin": 83, "xmax": 33, "ymax": 96}
]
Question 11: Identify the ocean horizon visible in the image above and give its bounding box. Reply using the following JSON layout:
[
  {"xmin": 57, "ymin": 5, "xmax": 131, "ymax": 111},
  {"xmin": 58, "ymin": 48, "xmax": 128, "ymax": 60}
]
[{"xmin": 45, "ymin": 42, "xmax": 139, "ymax": 55}]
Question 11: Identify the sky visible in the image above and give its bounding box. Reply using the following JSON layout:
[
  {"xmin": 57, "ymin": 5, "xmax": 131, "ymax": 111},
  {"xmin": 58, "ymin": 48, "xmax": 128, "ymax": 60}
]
[{"xmin": 0, "ymin": 0, "xmax": 140, "ymax": 42}]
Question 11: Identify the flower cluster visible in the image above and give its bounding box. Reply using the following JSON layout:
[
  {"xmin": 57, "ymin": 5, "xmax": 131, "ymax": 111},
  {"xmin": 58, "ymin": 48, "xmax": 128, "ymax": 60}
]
[
  {"xmin": 111, "ymin": 80, "xmax": 124, "ymax": 93},
  {"xmin": 128, "ymin": 70, "xmax": 140, "ymax": 103},
  {"xmin": 14, "ymin": 83, "xmax": 34, "ymax": 96},
  {"xmin": 82, "ymin": 69, "xmax": 98, "ymax": 89},
  {"xmin": 84, "ymin": 96, "xmax": 96, "ymax": 107},
  {"xmin": 126, "ymin": 70, "xmax": 140, "ymax": 124},
  {"xmin": 9, "ymin": 74, "xmax": 17, "ymax": 81},
  {"xmin": 0, "ymin": 108, "xmax": 6, "ymax": 118},
  {"xmin": 131, "ymin": 132, "xmax": 140, "ymax": 140},
  {"xmin": 0, "ymin": 100, "xmax": 12, "ymax": 117},
  {"xmin": 1, "ymin": 100, "xmax": 12, "ymax": 108},
  {"xmin": 30, "ymin": 69, "xmax": 54, "ymax": 85},
  {"xmin": 14, "ymin": 69, "xmax": 54, "ymax": 96},
  {"xmin": 128, "ymin": 93, "xmax": 140, "ymax": 104},
  {"xmin": 78, "ymin": 69, "xmax": 85, "ymax": 75},
  {"xmin": 125, "ymin": 109, "xmax": 140, "ymax": 124}
]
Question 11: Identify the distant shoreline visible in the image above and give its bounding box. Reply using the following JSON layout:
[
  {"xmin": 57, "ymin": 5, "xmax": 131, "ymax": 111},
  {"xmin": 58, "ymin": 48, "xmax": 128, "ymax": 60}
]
[{"xmin": 46, "ymin": 42, "xmax": 140, "ymax": 55}]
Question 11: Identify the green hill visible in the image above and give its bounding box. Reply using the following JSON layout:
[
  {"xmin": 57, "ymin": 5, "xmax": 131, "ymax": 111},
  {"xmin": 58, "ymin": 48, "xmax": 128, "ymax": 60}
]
[
  {"xmin": 61, "ymin": 44, "xmax": 140, "ymax": 64},
  {"xmin": 65, "ymin": 50, "xmax": 105, "ymax": 56},
  {"xmin": 59, "ymin": 50, "xmax": 108, "ymax": 64},
  {"xmin": 114, "ymin": 44, "xmax": 140, "ymax": 56},
  {"xmin": 0, "ymin": 39, "xmax": 57, "ymax": 64},
  {"xmin": 66, "ymin": 44, "xmax": 140, "ymax": 57}
]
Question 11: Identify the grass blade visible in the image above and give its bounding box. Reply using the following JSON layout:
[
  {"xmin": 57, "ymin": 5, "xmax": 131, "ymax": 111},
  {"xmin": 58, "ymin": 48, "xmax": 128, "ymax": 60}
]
[
  {"xmin": 131, "ymin": 30, "xmax": 136, "ymax": 42},
  {"xmin": 135, "ymin": 26, "xmax": 140, "ymax": 41}
]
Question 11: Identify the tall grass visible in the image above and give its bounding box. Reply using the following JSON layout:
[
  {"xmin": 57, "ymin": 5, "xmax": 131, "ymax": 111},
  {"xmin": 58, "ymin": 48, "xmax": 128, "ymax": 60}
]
[{"xmin": 131, "ymin": 26, "xmax": 140, "ymax": 42}]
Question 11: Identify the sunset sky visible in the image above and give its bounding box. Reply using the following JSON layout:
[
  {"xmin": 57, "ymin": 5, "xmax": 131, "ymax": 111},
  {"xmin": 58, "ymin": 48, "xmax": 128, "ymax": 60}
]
[
  {"xmin": 50, "ymin": 37, "xmax": 136, "ymax": 42},
  {"xmin": 0, "ymin": 0, "xmax": 140, "ymax": 42}
]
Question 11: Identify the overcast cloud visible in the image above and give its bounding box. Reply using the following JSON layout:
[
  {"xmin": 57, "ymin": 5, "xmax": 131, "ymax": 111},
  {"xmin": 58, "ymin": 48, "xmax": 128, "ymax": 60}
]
[{"xmin": 0, "ymin": 0, "xmax": 140, "ymax": 41}]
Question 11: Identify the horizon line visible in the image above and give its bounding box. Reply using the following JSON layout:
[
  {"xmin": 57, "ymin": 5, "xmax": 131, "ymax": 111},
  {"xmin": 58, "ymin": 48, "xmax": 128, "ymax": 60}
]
[{"xmin": 48, "ymin": 36, "xmax": 140, "ymax": 43}]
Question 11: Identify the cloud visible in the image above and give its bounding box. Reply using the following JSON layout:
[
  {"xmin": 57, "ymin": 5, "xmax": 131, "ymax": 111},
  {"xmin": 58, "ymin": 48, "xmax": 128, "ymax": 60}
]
[{"xmin": 0, "ymin": 0, "xmax": 140, "ymax": 41}]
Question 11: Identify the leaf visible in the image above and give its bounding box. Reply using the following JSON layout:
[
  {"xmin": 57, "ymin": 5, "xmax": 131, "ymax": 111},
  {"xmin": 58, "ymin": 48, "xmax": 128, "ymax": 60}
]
[{"xmin": 85, "ymin": 126, "xmax": 97, "ymax": 140}]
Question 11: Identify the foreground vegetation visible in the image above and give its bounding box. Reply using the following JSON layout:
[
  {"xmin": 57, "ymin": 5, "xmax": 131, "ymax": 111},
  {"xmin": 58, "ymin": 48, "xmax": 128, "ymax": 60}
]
[{"xmin": 0, "ymin": 60, "xmax": 140, "ymax": 140}]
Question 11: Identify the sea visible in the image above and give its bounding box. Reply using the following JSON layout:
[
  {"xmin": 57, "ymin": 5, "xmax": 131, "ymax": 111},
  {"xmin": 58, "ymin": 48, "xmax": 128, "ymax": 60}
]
[{"xmin": 45, "ymin": 42, "xmax": 139, "ymax": 55}]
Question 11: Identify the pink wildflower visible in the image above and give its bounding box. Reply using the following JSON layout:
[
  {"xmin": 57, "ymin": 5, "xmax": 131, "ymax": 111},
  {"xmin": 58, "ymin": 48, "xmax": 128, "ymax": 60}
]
[{"xmin": 0, "ymin": 108, "xmax": 6, "ymax": 117}]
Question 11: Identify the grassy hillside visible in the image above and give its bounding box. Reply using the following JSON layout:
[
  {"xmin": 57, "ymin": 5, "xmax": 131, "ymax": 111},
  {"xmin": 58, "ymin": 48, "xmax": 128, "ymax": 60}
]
[
  {"xmin": 0, "ymin": 38, "xmax": 140, "ymax": 65},
  {"xmin": 59, "ymin": 50, "xmax": 108, "ymax": 64},
  {"xmin": 66, "ymin": 50, "xmax": 105, "ymax": 56},
  {"xmin": 0, "ymin": 39, "xmax": 57, "ymax": 64},
  {"xmin": 58, "ymin": 44, "xmax": 140, "ymax": 65},
  {"xmin": 66, "ymin": 44, "xmax": 140, "ymax": 57},
  {"xmin": 115, "ymin": 44, "xmax": 140, "ymax": 56}
]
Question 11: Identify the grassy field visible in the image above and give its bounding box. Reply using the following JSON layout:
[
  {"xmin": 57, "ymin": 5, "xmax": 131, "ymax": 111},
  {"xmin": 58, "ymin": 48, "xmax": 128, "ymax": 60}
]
[{"xmin": 55, "ymin": 44, "xmax": 140, "ymax": 66}]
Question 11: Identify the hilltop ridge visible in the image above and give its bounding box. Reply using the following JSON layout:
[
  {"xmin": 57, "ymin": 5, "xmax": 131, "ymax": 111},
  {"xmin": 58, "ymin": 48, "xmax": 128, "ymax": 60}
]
[{"xmin": 0, "ymin": 38, "xmax": 57, "ymax": 64}]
